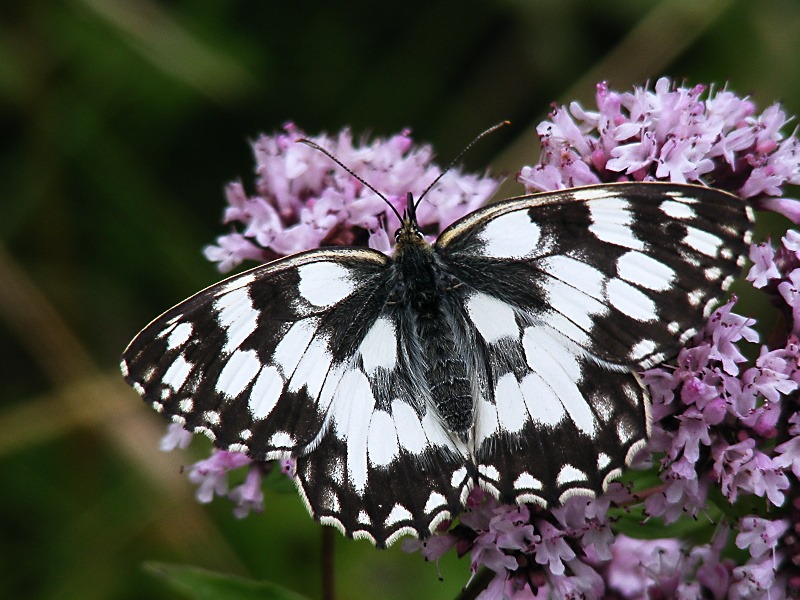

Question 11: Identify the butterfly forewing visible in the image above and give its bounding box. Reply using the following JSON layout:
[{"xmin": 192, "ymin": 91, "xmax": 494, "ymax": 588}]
[{"xmin": 122, "ymin": 181, "xmax": 752, "ymax": 546}]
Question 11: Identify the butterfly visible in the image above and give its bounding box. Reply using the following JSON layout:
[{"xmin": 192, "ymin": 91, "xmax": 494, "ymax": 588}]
[{"xmin": 121, "ymin": 175, "xmax": 752, "ymax": 548}]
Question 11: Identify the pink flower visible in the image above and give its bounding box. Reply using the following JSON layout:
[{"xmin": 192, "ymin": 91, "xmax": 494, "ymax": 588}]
[{"xmin": 203, "ymin": 123, "xmax": 499, "ymax": 271}]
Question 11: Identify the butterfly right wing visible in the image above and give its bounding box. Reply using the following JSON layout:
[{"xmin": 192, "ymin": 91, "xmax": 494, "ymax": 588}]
[
  {"xmin": 121, "ymin": 247, "xmax": 470, "ymax": 547},
  {"xmin": 435, "ymin": 182, "xmax": 751, "ymax": 506}
]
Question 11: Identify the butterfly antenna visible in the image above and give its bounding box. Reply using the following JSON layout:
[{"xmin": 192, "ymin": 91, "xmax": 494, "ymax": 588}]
[
  {"xmin": 415, "ymin": 120, "xmax": 510, "ymax": 210},
  {"xmin": 297, "ymin": 138, "xmax": 404, "ymax": 223}
]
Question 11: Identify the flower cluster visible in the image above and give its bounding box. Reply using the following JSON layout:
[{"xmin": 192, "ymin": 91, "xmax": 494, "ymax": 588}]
[
  {"xmin": 159, "ymin": 79, "xmax": 800, "ymax": 598},
  {"xmin": 403, "ymin": 79, "xmax": 800, "ymax": 598},
  {"xmin": 520, "ymin": 77, "xmax": 800, "ymax": 221},
  {"xmin": 203, "ymin": 123, "xmax": 499, "ymax": 271}
]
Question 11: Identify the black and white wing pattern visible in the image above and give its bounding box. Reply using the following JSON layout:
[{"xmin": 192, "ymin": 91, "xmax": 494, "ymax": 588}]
[
  {"xmin": 122, "ymin": 181, "xmax": 752, "ymax": 547},
  {"xmin": 434, "ymin": 182, "xmax": 751, "ymax": 505},
  {"xmin": 122, "ymin": 247, "xmax": 472, "ymax": 547}
]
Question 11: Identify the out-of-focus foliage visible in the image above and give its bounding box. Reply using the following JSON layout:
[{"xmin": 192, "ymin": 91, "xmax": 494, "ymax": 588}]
[{"xmin": 0, "ymin": 1, "xmax": 798, "ymax": 599}]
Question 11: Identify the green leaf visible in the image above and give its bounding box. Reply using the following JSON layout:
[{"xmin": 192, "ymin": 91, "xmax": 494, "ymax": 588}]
[
  {"xmin": 611, "ymin": 504, "xmax": 717, "ymax": 543},
  {"xmin": 262, "ymin": 466, "xmax": 297, "ymax": 495},
  {"xmin": 143, "ymin": 562, "xmax": 313, "ymax": 600}
]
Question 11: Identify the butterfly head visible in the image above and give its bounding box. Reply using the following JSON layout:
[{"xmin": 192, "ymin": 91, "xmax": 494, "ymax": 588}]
[{"xmin": 394, "ymin": 192, "xmax": 428, "ymax": 251}]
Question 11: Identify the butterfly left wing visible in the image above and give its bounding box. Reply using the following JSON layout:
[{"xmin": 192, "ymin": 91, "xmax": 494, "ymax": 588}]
[
  {"xmin": 122, "ymin": 248, "xmax": 471, "ymax": 547},
  {"xmin": 436, "ymin": 182, "xmax": 752, "ymax": 505}
]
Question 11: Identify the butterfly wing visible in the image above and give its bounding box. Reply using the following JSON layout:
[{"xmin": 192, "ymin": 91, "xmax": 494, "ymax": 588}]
[
  {"xmin": 122, "ymin": 247, "xmax": 470, "ymax": 547},
  {"xmin": 436, "ymin": 182, "xmax": 752, "ymax": 504}
]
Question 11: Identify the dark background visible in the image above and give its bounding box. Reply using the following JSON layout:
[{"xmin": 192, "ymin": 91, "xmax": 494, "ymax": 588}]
[{"xmin": 1, "ymin": 1, "xmax": 798, "ymax": 598}]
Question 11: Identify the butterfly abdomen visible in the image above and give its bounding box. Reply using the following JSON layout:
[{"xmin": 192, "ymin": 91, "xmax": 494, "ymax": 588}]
[{"xmin": 393, "ymin": 233, "xmax": 474, "ymax": 438}]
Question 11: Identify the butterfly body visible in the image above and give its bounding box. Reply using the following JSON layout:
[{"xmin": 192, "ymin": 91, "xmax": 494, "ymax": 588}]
[
  {"xmin": 122, "ymin": 182, "xmax": 752, "ymax": 547},
  {"xmin": 389, "ymin": 197, "xmax": 476, "ymax": 438}
]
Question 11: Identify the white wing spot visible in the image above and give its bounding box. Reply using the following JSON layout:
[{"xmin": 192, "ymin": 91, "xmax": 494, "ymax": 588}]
[
  {"xmin": 216, "ymin": 349, "xmax": 261, "ymax": 398},
  {"xmin": 162, "ymin": 355, "xmax": 193, "ymax": 391},
  {"xmin": 616, "ymin": 417, "xmax": 636, "ymax": 444},
  {"xmin": 204, "ymin": 410, "xmax": 220, "ymax": 425},
  {"xmin": 606, "ymin": 278, "xmax": 658, "ymax": 322},
  {"xmin": 685, "ymin": 226, "xmax": 722, "ymax": 257},
  {"xmin": 357, "ymin": 510, "xmax": 371, "ymax": 525},
  {"xmin": 297, "ymin": 262, "xmax": 356, "ymax": 307},
  {"xmin": 451, "ymin": 466, "xmax": 468, "ymax": 488},
  {"xmin": 133, "ymin": 382, "xmax": 146, "ymax": 396},
  {"xmin": 616, "ymin": 251, "xmax": 675, "ymax": 291},
  {"xmin": 588, "ymin": 198, "xmax": 645, "ymax": 250},
  {"xmin": 543, "ymin": 278, "xmax": 607, "ymax": 332},
  {"xmin": 214, "ymin": 287, "xmax": 259, "ymax": 355},
  {"xmin": 721, "ymin": 274, "xmax": 736, "ymax": 290},
  {"xmin": 477, "ymin": 210, "xmax": 540, "ymax": 258},
  {"xmin": 367, "ymin": 410, "xmax": 400, "ymax": 467},
  {"xmin": 328, "ymin": 458, "xmax": 344, "ymax": 485},
  {"xmin": 330, "ymin": 369, "xmax": 376, "ymax": 494},
  {"xmin": 660, "ymin": 199, "xmax": 695, "ymax": 219},
  {"xmin": 385, "ymin": 504, "xmax": 413, "ymax": 527},
  {"xmin": 391, "ymin": 400, "xmax": 428, "ymax": 454},
  {"xmin": 474, "ymin": 396, "xmax": 500, "ymax": 447},
  {"xmin": 178, "ymin": 399, "xmax": 193, "ymax": 412},
  {"xmin": 424, "ymin": 492, "xmax": 447, "ymax": 513},
  {"xmin": 215, "ymin": 272, "xmax": 257, "ymax": 297},
  {"xmin": 120, "ymin": 360, "xmax": 129, "ymax": 378},
  {"xmin": 495, "ymin": 373, "xmax": 527, "ymax": 434},
  {"xmin": 289, "ymin": 337, "xmax": 332, "ymax": 398},
  {"xmin": 629, "ymin": 338, "xmax": 657, "ymax": 362},
  {"xmin": 269, "ymin": 431, "xmax": 295, "ymax": 448},
  {"xmin": 571, "ymin": 187, "xmax": 623, "ymax": 202},
  {"xmin": 273, "ymin": 318, "xmax": 318, "ymax": 376},
  {"xmin": 687, "ymin": 289, "xmax": 704, "ymax": 307},
  {"xmin": 520, "ymin": 372, "xmax": 566, "ymax": 427},
  {"xmin": 704, "ymin": 266, "xmax": 722, "ymax": 281},
  {"xmin": 522, "ymin": 325, "xmax": 596, "ymax": 435},
  {"xmin": 514, "ymin": 472, "xmax": 543, "ymax": 490},
  {"xmin": 323, "ymin": 488, "xmax": 341, "ymax": 512},
  {"xmin": 166, "ymin": 322, "xmax": 194, "ymax": 350},
  {"xmin": 466, "ymin": 292, "xmax": 519, "ymax": 343},
  {"xmin": 679, "ymin": 327, "xmax": 698, "ymax": 344},
  {"xmin": 546, "ymin": 311, "xmax": 590, "ymax": 347},
  {"xmin": 556, "ymin": 464, "xmax": 587, "ymax": 485},
  {"xmin": 249, "ymin": 365, "xmax": 283, "ymax": 420},
  {"xmin": 540, "ymin": 255, "xmax": 607, "ymax": 301},
  {"xmin": 359, "ymin": 317, "xmax": 397, "ymax": 373},
  {"xmin": 478, "ymin": 464, "xmax": 500, "ymax": 481},
  {"xmin": 703, "ymin": 296, "xmax": 720, "ymax": 317},
  {"xmin": 598, "ymin": 453, "xmax": 612, "ymax": 470}
]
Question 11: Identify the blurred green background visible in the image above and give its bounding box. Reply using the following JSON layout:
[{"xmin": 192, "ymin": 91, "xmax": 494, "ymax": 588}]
[{"xmin": 1, "ymin": 1, "xmax": 799, "ymax": 599}]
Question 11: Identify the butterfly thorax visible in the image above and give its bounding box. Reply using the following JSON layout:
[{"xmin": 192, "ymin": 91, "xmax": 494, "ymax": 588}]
[{"xmin": 391, "ymin": 206, "xmax": 474, "ymax": 440}]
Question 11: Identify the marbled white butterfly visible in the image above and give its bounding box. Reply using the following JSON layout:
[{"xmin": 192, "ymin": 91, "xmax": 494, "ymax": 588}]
[{"xmin": 121, "ymin": 173, "xmax": 751, "ymax": 547}]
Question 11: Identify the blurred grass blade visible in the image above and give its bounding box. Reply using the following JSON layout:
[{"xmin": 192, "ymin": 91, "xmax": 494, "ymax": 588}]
[{"xmin": 144, "ymin": 563, "xmax": 313, "ymax": 600}]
